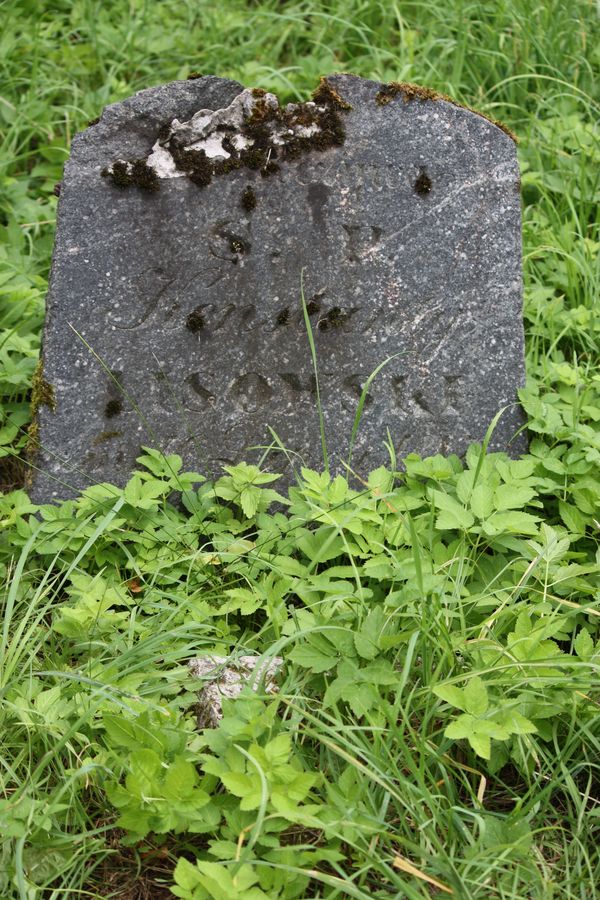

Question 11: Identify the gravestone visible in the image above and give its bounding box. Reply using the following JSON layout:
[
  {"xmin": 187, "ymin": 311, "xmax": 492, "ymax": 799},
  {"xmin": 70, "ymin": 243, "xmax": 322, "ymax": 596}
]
[{"xmin": 31, "ymin": 74, "xmax": 526, "ymax": 502}]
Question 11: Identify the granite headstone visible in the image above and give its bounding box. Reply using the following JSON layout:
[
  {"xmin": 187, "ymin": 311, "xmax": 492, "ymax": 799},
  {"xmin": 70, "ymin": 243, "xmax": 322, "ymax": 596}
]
[{"xmin": 31, "ymin": 74, "xmax": 526, "ymax": 502}]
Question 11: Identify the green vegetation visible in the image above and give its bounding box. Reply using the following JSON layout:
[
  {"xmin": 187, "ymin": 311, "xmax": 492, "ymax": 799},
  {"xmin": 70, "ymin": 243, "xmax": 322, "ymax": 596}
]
[{"xmin": 1, "ymin": 0, "xmax": 599, "ymax": 896}]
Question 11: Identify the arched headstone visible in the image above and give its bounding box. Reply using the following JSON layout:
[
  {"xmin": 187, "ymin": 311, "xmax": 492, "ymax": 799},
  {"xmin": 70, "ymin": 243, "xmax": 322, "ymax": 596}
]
[{"xmin": 31, "ymin": 75, "xmax": 525, "ymax": 501}]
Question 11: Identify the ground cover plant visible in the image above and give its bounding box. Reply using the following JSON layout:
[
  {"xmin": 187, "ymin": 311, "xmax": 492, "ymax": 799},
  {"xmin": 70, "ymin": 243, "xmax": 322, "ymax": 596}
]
[{"xmin": 1, "ymin": 0, "xmax": 599, "ymax": 896}]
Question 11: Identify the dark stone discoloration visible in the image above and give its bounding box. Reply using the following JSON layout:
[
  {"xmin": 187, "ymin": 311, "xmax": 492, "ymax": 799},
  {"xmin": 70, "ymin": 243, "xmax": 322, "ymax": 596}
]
[{"xmin": 32, "ymin": 75, "xmax": 526, "ymax": 502}]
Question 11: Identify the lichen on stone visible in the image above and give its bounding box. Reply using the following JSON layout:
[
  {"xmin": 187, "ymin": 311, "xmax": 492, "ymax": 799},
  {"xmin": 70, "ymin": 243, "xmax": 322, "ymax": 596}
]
[{"xmin": 102, "ymin": 77, "xmax": 352, "ymax": 191}]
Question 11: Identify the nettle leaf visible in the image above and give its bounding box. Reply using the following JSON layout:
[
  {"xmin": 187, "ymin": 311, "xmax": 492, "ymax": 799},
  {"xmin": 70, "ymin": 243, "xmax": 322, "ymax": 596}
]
[
  {"xmin": 494, "ymin": 709, "xmax": 537, "ymax": 735},
  {"xmin": 123, "ymin": 474, "xmax": 167, "ymax": 509},
  {"xmin": 574, "ymin": 629, "xmax": 595, "ymax": 660},
  {"xmin": 288, "ymin": 642, "xmax": 337, "ymax": 673},
  {"xmin": 470, "ymin": 484, "xmax": 494, "ymax": 520},
  {"xmin": 221, "ymin": 588, "xmax": 262, "ymax": 615},
  {"xmin": 445, "ymin": 714, "xmax": 510, "ymax": 759},
  {"xmin": 354, "ymin": 607, "xmax": 384, "ymax": 659},
  {"xmin": 493, "ymin": 482, "xmax": 537, "ymax": 510},
  {"xmin": 163, "ymin": 758, "xmax": 198, "ymax": 801},
  {"xmin": 481, "ymin": 510, "xmax": 539, "ymax": 536},
  {"xmin": 137, "ymin": 447, "xmax": 182, "ymax": 478},
  {"xmin": 240, "ymin": 487, "xmax": 260, "ymax": 519},
  {"xmin": 432, "ymin": 490, "xmax": 475, "ymax": 530},
  {"xmin": 463, "ymin": 677, "xmax": 489, "ymax": 715},
  {"xmin": 433, "ymin": 683, "xmax": 468, "ymax": 711}
]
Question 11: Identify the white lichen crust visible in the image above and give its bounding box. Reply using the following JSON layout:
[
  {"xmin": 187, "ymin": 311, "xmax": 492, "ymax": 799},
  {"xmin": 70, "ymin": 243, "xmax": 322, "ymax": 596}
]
[{"xmin": 105, "ymin": 88, "xmax": 342, "ymax": 183}]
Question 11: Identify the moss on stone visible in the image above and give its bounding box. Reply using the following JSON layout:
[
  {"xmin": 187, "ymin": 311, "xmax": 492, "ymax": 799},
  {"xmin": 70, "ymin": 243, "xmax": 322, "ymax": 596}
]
[
  {"xmin": 375, "ymin": 80, "xmax": 518, "ymax": 142},
  {"xmin": 31, "ymin": 358, "xmax": 56, "ymax": 414},
  {"xmin": 312, "ymin": 77, "xmax": 353, "ymax": 111},
  {"xmin": 102, "ymin": 76, "xmax": 354, "ymax": 193},
  {"xmin": 101, "ymin": 158, "xmax": 160, "ymax": 191},
  {"xmin": 186, "ymin": 306, "xmax": 206, "ymax": 333},
  {"xmin": 241, "ymin": 185, "xmax": 257, "ymax": 211},
  {"xmin": 27, "ymin": 358, "xmax": 56, "ymax": 471},
  {"xmin": 92, "ymin": 430, "xmax": 122, "ymax": 446},
  {"xmin": 104, "ymin": 398, "xmax": 123, "ymax": 418},
  {"xmin": 414, "ymin": 167, "xmax": 432, "ymax": 195}
]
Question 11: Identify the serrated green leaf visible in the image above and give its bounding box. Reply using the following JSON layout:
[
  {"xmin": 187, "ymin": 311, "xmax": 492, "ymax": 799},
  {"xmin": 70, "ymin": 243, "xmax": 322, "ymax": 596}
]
[
  {"xmin": 344, "ymin": 682, "xmax": 376, "ymax": 717},
  {"xmin": 470, "ymin": 484, "xmax": 494, "ymax": 519},
  {"xmin": 240, "ymin": 487, "xmax": 260, "ymax": 519},
  {"xmin": 433, "ymin": 491, "xmax": 475, "ymax": 530},
  {"xmin": 221, "ymin": 587, "xmax": 262, "ymax": 615},
  {"xmin": 126, "ymin": 749, "xmax": 162, "ymax": 797},
  {"xmin": 263, "ymin": 733, "xmax": 291, "ymax": 766},
  {"xmin": 288, "ymin": 643, "xmax": 337, "ymax": 672},
  {"xmin": 163, "ymin": 758, "xmax": 197, "ymax": 800},
  {"xmin": 574, "ymin": 629, "xmax": 594, "ymax": 660},
  {"xmin": 354, "ymin": 608, "xmax": 383, "ymax": 659},
  {"xmin": 463, "ymin": 676, "xmax": 488, "ymax": 716},
  {"xmin": 474, "ymin": 719, "xmax": 510, "ymax": 740},
  {"xmin": 493, "ymin": 483, "xmax": 536, "ymax": 510},
  {"xmin": 220, "ymin": 771, "xmax": 255, "ymax": 797},
  {"xmin": 468, "ymin": 732, "xmax": 491, "ymax": 759},
  {"xmin": 173, "ymin": 856, "xmax": 203, "ymax": 892},
  {"xmin": 482, "ymin": 510, "xmax": 539, "ymax": 536},
  {"xmin": 434, "ymin": 684, "xmax": 467, "ymax": 711},
  {"xmin": 445, "ymin": 713, "xmax": 476, "ymax": 739},
  {"xmin": 494, "ymin": 709, "xmax": 537, "ymax": 735}
]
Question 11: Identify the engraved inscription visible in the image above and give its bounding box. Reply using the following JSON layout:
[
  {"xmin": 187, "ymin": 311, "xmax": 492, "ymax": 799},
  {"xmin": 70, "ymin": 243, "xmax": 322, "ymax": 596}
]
[
  {"xmin": 340, "ymin": 374, "xmax": 372, "ymax": 414},
  {"xmin": 279, "ymin": 373, "xmax": 317, "ymax": 395},
  {"xmin": 104, "ymin": 370, "xmax": 124, "ymax": 418},
  {"xmin": 230, "ymin": 373, "xmax": 273, "ymax": 411},
  {"xmin": 307, "ymin": 183, "xmax": 330, "ymax": 231},
  {"xmin": 187, "ymin": 373, "xmax": 216, "ymax": 407},
  {"xmin": 392, "ymin": 374, "xmax": 462, "ymax": 421},
  {"xmin": 209, "ymin": 219, "xmax": 251, "ymax": 262}
]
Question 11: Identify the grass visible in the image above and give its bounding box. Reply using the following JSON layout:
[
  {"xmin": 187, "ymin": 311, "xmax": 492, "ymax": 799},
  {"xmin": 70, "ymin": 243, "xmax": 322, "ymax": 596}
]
[{"xmin": 0, "ymin": 0, "xmax": 599, "ymax": 897}]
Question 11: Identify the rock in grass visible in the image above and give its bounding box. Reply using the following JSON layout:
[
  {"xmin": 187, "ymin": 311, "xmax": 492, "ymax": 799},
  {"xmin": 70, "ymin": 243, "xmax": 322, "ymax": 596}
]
[
  {"xmin": 188, "ymin": 655, "xmax": 284, "ymax": 728},
  {"xmin": 31, "ymin": 75, "xmax": 526, "ymax": 502}
]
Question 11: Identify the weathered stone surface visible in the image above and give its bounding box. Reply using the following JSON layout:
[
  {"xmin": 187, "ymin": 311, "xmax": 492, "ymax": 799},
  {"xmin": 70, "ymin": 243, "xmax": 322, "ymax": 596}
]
[
  {"xmin": 32, "ymin": 75, "xmax": 526, "ymax": 502},
  {"xmin": 188, "ymin": 655, "xmax": 284, "ymax": 728}
]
